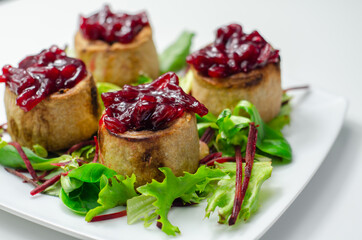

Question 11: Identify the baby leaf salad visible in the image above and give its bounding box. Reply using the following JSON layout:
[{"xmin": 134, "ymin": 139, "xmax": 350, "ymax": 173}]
[
  {"xmin": 0, "ymin": 31, "xmax": 299, "ymax": 236},
  {"xmin": 198, "ymin": 100, "xmax": 292, "ymax": 162}
]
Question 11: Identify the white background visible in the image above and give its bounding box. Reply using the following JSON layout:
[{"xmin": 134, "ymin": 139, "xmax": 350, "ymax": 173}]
[{"xmin": 0, "ymin": 0, "xmax": 361, "ymax": 239}]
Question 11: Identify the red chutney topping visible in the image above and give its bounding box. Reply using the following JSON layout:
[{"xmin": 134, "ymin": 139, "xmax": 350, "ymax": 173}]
[
  {"xmin": 0, "ymin": 46, "xmax": 87, "ymax": 112},
  {"xmin": 101, "ymin": 72, "xmax": 208, "ymax": 134},
  {"xmin": 80, "ymin": 5, "xmax": 149, "ymax": 44},
  {"xmin": 186, "ymin": 23, "xmax": 280, "ymax": 78}
]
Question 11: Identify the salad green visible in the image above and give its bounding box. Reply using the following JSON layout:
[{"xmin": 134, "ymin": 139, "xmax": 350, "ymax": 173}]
[
  {"xmin": 0, "ymin": 142, "xmax": 64, "ymax": 170},
  {"xmin": 267, "ymin": 93, "xmax": 292, "ymax": 131},
  {"xmin": 136, "ymin": 74, "xmax": 153, "ymax": 85},
  {"xmin": 159, "ymin": 31, "xmax": 194, "ymax": 74},
  {"xmin": 59, "ymin": 163, "xmax": 138, "ymax": 220},
  {"xmin": 127, "ymin": 166, "xmax": 226, "ymax": 235},
  {"xmin": 197, "ymin": 100, "xmax": 292, "ymax": 162},
  {"xmin": 206, "ymin": 162, "xmax": 272, "ymax": 224},
  {"xmin": 32, "ymin": 144, "xmax": 48, "ymax": 158}
]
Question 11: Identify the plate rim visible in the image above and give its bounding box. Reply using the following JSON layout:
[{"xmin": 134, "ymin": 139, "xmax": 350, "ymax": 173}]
[{"xmin": 256, "ymin": 88, "xmax": 348, "ymax": 239}]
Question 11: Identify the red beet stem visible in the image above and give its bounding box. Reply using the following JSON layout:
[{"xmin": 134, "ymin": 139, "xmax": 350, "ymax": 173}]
[
  {"xmin": 38, "ymin": 171, "xmax": 50, "ymax": 179},
  {"xmin": 65, "ymin": 139, "xmax": 95, "ymax": 155},
  {"xmin": 30, "ymin": 173, "xmax": 64, "ymax": 196},
  {"xmin": 0, "ymin": 123, "xmax": 7, "ymax": 137},
  {"xmin": 77, "ymin": 158, "xmax": 88, "ymax": 165},
  {"xmin": 0, "ymin": 122, "xmax": 7, "ymax": 131},
  {"xmin": 172, "ymin": 198, "xmax": 198, "ymax": 207},
  {"xmin": 5, "ymin": 167, "xmax": 39, "ymax": 187},
  {"xmin": 14, "ymin": 168, "xmax": 31, "ymax": 173},
  {"xmin": 92, "ymin": 136, "xmax": 99, "ymax": 163},
  {"xmin": 199, "ymin": 152, "xmax": 222, "ymax": 164},
  {"xmin": 228, "ymin": 145, "xmax": 243, "ymax": 225},
  {"xmin": 51, "ymin": 158, "xmax": 88, "ymax": 168},
  {"xmin": 229, "ymin": 123, "xmax": 258, "ymax": 225},
  {"xmin": 283, "ymin": 85, "xmax": 309, "ymax": 93},
  {"xmin": 9, "ymin": 142, "xmax": 38, "ymax": 181},
  {"xmin": 37, "ymin": 170, "xmax": 52, "ymax": 182},
  {"xmin": 51, "ymin": 161, "xmax": 71, "ymax": 167},
  {"xmin": 205, "ymin": 156, "xmax": 237, "ymax": 166},
  {"xmin": 90, "ymin": 210, "xmax": 127, "ymax": 222},
  {"xmin": 156, "ymin": 215, "xmax": 162, "ymax": 229},
  {"xmin": 200, "ymin": 127, "xmax": 215, "ymax": 144},
  {"xmin": 281, "ymin": 100, "xmax": 290, "ymax": 106}
]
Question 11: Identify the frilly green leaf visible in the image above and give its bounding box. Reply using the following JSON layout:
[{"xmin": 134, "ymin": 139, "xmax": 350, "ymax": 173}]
[
  {"xmin": 197, "ymin": 100, "xmax": 292, "ymax": 161},
  {"xmin": 205, "ymin": 162, "xmax": 272, "ymax": 224},
  {"xmin": 129, "ymin": 166, "xmax": 226, "ymax": 235},
  {"xmin": 85, "ymin": 174, "xmax": 137, "ymax": 222}
]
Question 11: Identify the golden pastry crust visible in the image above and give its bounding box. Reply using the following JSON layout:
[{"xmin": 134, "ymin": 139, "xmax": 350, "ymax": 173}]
[
  {"xmin": 190, "ymin": 63, "xmax": 282, "ymax": 122},
  {"xmin": 75, "ymin": 26, "xmax": 159, "ymax": 87},
  {"xmin": 98, "ymin": 112, "xmax": 200, "ymax": 186},
  {"xmin": 4, "ymin": 74, "xmax": 101, "ymax": 151}
]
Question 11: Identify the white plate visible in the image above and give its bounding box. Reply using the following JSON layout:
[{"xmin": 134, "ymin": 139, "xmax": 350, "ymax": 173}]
[
  {"xmin": 0, "ymin": 86, "xmax": 347, "ymax": 240},
  {"xmin": 0, "ymin": 1, "xmax": 348, "ymax": 239}
]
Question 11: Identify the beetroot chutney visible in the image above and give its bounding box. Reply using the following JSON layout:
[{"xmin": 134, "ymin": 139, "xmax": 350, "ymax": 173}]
[
  {"xmin": 101, "ymin": 72, "xmax": 208, "ymax": 134},
  {"xmin": 80, "ymin": 5, "xmax": 149, "ymax": 44},
  {"xmin": 0, "ymin": 46, "xmax": 87, "ymax": 112},
  {"xmin": 186, "ymin": 23, "xmax": 280, "ymax": 78}
]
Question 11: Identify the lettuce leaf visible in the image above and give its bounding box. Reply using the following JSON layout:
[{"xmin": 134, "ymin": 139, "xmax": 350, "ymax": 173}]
[
  {"xmin": 179, "ymin": 70, "xmax": 193, "ymax": 94},
  {"xmin": 60, "ymin": 182, "xmax": 100, "ymax": 214},
  {"xmin": 60, "ymin": 163, "xmax": 118, "ymax": 214},
  {"xmin": 127, "ymin": 166, "xmax": 226, "ymax": 236},
  {"xmin": 0, "ymin": 143, "xmax": 64, "ymax": 170},
  {"xmin": 0, "ymin": 138, "xmax": 7, "ymax": 149},
  {"xmin": 32, "ymin": 144, "xmax": 48, "ymax": 158},
  {"xmin": 159, "ymin": 31, "xmax": 194, "ymax": 74},
  {"xmin": 136, "ymin": 75, "xmax": 152, "ymax": 85},
  {"xmin": 85, "ymin": 174, "xmax": 137, "ymax": 221},
  {"xmin": 233, "ymin": 101, "xmax": 292, "ymax": 161},
  {"xmin": 127, "ymin": 195, "xmax": 157, "ymax": 227},
  {"xmin": 206, "ymin": 162, "xmax": 272, "ymax": 224},
  {"xmin": 96, "ymin": 82, "xmax": 121, "ymax": 94},
  {"xmin": 267, "ymin": 94, "xmax": 292, "ymax": 131},
  {"xmin": 60, "ymin": 163, "xmax": 137, "ymax": 219},
  {"xmin": 71, "ymin": 145, "xmax": 96, "ymax": 162},
  {"xmin": 197, "ymin": 100, "xmax": 292, "ymax": 162},
  {"xmin": 67, "ymin": 163, "xmax": 117, "ymax": 182}
]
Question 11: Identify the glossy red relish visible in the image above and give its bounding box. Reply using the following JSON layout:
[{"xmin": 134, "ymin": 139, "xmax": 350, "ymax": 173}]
[
  {"xmin": 0, "ymin": 46, "xmax": 87, "ymax": 112},
  {"xmin": 80, "ymin": 5, "xmax": 149, "ymax": 44},
  {"xmin": 101, "ymin": 72, "xmax": 208, "ymax": 134},
  {"xmin": 186, "ymin": 24, "xmax": 280, "ymax": 78}
]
